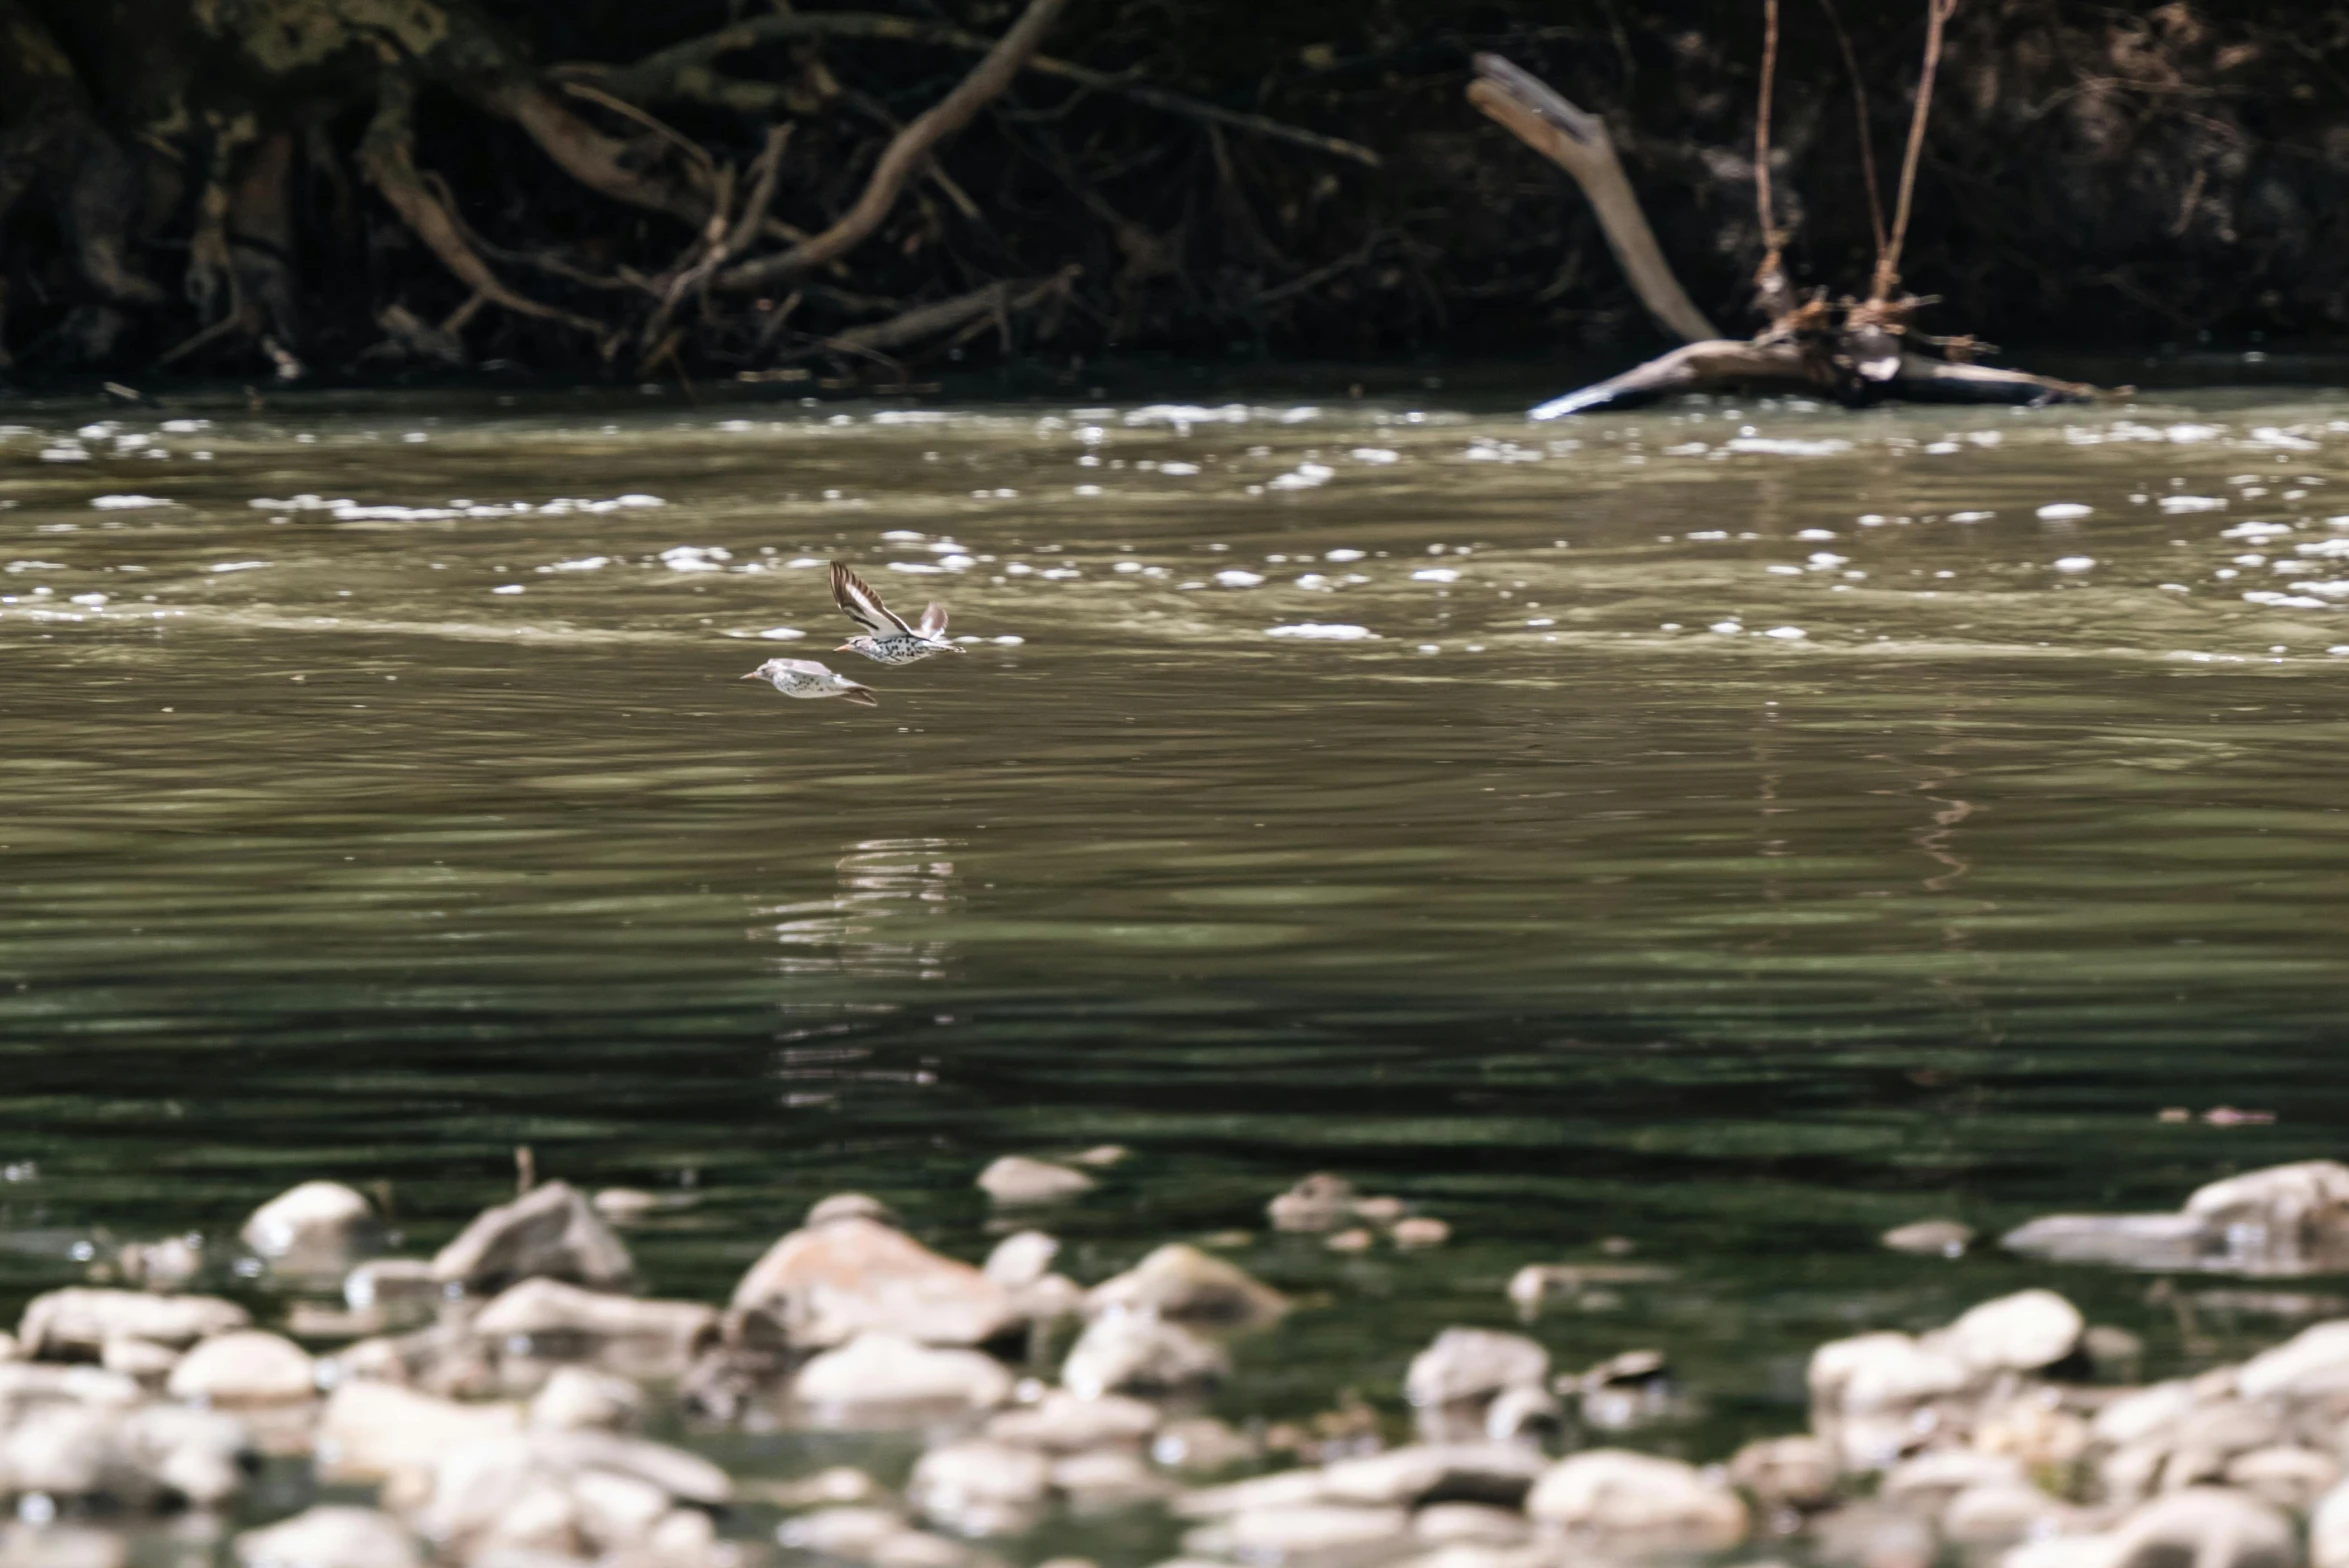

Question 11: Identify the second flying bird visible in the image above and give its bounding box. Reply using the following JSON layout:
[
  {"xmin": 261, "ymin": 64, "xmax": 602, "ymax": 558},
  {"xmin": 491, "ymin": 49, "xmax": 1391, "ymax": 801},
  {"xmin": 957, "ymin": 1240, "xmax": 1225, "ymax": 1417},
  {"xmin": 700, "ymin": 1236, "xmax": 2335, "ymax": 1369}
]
[{"xmin": 831, "ymin": 561, "xmax": 962, "ymax": 666}]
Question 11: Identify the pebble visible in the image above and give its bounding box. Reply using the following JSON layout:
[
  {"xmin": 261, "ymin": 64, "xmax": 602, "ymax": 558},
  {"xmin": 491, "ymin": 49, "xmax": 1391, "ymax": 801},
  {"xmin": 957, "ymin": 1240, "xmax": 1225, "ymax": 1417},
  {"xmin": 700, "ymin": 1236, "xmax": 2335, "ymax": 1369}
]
[
  {"xmin": 983, "ymin": 1230, "xmax": 1061, "ymax": 1289},
  {"xmin": 1268, "ymin": 1173, "xmax": 1359, "ymax": 1232},
  {"xmin": 733, "ymin": 1214, "xmax": 1011, "ymax": 1348},
  {"xmin": 1063, "ymin": 1312, "xmax": 1229, "ymax": 1398},
  {"xmin": 986, "ymin": 1388, "xmax": 1161, "ymax": 1451},
  {"xmin": 907, "ymin": 1440, "xmax": 1051, "ymax": 1535},
  {"xmin": 166, "ymin": 1330, "xmax": 316, "ymax": 1405},
  {"xmin": 430, "ymin": 1181, "xmax": 635, "ymax": 1296},
  {"xmin": 1880, "ymin": 1218, "xmax": 1973, "ymax": 1257},
  {"xmin": 792, "ymin": 1331, "xmax": 1015, "ymax": 1413},
  {"xmin": 1524, "ymin": 1448, "xmax": 1748, "ymax": 1548},
  {"xmin": 1392, "ymin": 1217, "xmax": 1450, "ymax": 1248},
  {"xmin": 978, "ymin": 1155, "xmax": 1097, "ymax": 1204},
  {"xmin": 1087, "ymin": 1243, "xmax": 1286, "ymax": 1325},
  {"xmin": 241, "ymin": 1181, "xmax": 376, "ymax": 1273},
  {"xmin": 529, "ymin": 1365, "xmax": 643, "ymax": 1432},
  {"xmin": 1404, "ymin": 1328, "xmax": 1549, "ymax": 1408}
]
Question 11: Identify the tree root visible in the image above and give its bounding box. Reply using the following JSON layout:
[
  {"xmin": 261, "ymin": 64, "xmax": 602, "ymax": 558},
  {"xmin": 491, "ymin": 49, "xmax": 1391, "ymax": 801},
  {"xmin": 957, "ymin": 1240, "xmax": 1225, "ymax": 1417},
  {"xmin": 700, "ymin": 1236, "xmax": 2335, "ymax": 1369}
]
[
  {"xmin": 718, "ymin": 0, "xmax": 1072, "ymax": 293},
  {"xmin": 576, "ymin": 11, "xmax": 1379, "ymax": 169}
]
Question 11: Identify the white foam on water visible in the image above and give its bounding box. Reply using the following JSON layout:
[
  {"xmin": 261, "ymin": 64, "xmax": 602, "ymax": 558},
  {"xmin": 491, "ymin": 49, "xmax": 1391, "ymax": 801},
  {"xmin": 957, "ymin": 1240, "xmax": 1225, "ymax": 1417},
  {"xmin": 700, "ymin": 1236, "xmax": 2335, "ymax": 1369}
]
[
  {"xmin": 1763, "ymin": 626, "xmax": 1808, "ymax": 640},
  {"xmin": 210, "ymin": 561, "xmax": 269, "ymax": 573},
  {"xmin": 1947, "ymin": 511, "xmax": 1994, "ymax": 523},
  {"xmin": 1349, "ymin": 448, "xmax": 1400, "ymax": 464},
  {"xmin": 1324, "ymin": 549, "xmax": 1365, "ymax": 562},
  {"xmin": 1710, "ymin": 621, "xmax": 1743, "ymax": 635},
  {"xmin": 39, "ymin": 448, "xmax": 90, "ymax": 463},
  {"xmin": 2037, "ymin": 503, "xmax": 2093, "ymax": 520},
  {"xmin": 1412, "ymin": 568, "xmax": 1459, "ymax": 583},
  {"xmin": 1266, "ymin": 463, "xmax": 1335, "ymax": 491},
  {"xmin": 1267, "ymin": 623, "xmax": 1377, "ymax": 640},
  {"xmin": 1725, "ymin": 436, "xmax": 1852, "ymax": 456},
  {"xmin": 91, "ymin": 495, "xmax": 171, "ymax": 510},
  {"xmin": 1796, "ymin": 529, "xmax": 1837, "ymax": 540},
  {"xmin": 491, "ymin": 585, "xmax": 526, "ymax": 596},
  {"xmin": 661, "ymin": 546, "xmax": 730, "ymax": 572},
  {"xmin": 994, "ymin": 635, "xmax": 1024, "ymax": 645},
  {"xmin": 544, "ymin": 557, "xmax": 610, "ymax": 572},
  {"xmin": 2161, "ymin": 495, "xmax": 2227, "ymax": 513},
  {"xmin": 1158, "ymin": 462, "xmax": 1201, "ymax": 476},
  {"xmin": 1214, "ymin": 570, "xmax": 1266, "ymax": 588},
  {"xmin": 2054, "ymin": 557, "xmax": 2097, "ymax": 572},
  {"xmin": 757, "ymin": 627, "xmax": 806, "ymax": 640}
]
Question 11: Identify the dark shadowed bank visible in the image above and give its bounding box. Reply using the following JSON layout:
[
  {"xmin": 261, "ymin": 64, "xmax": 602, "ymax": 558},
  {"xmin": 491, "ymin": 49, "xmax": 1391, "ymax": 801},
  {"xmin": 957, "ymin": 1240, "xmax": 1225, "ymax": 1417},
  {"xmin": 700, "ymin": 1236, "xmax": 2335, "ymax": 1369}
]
[{"xmin": 2, "ymin": 0, "xmax": 2346, "ymax": 388}]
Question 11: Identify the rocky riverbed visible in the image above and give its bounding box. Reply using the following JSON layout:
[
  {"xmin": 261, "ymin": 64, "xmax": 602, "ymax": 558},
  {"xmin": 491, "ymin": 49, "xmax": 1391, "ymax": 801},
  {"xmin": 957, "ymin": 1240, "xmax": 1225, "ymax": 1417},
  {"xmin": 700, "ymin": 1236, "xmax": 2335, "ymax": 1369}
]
[{"xmin": 1, "ymin": 1157, "xmax": 2347, "ymax": 1568}]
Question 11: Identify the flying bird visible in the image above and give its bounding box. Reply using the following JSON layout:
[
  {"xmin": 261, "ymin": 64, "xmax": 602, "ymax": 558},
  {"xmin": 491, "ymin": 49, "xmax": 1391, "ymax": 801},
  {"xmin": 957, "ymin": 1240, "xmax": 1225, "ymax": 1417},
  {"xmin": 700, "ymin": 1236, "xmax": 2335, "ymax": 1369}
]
[
  {"xmin": 741, "ymin": 657, "xmax": 878, "ymax": 708},
  {"xmin": 831, "ymin": 561, "xmax": 962, "ymax": 665}
]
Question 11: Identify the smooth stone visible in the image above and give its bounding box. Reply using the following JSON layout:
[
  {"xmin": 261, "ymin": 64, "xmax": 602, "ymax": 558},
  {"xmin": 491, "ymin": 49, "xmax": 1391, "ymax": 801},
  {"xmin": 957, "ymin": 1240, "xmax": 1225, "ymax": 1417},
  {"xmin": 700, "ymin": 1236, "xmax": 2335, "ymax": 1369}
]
[
  {"xmin": 1481, "ymin": 1383, "xmax": 1563, "ymax": 1443},
  {"xmin": 1943, "ymin": 1483, "xmax": 2074, "ymax": 1547},
  {"xmin": 1184, "ymin": 1504, "xmax": 1410, "ymax": 1564},
  {"xmin": 978, "ymin": 1156, "xmax": 1096, "ymax": 1205},
  {"xmin": 2226, "ymin": 1447, "xmax": 2341, "ymax": 1512},
  {"xmin": 2313, "ymin": 1480, "xmax": 2349, "ymax": 1568},
  {"xmin": 1052, "ymin": 1448, "xmax": 1174, "ymax": 1504},
  {"xmin": 777, "ymin": 1507, "xmax": 904, "ymax": 1559},
  {"xmin": 99, "ymin": 1336, "xmax": 179, "ymax": 1383},
  {"xmin": 983, "ymin": 1231, "xmax": 1061, "ymax": 1289},
  {"xmin": 240, "ymin": 1182, "xmax": 375, "ymax": 1272},
  {"xmin": 1086, "ymin": 1243, "xmax": 1286, "ymax": 1325},
  {"xmin": 167, "ymin": 1330, "xmax": 315, "ymax": 1405},
  {"xmin": 1321, "ymin": 1444, "xmax": 1545, "ymax": 1508},
  {"xmin": 1151, "ymin": 1416, "xmax": 1259, "ymax": 1472},
  {"xmin": 2238, "ymin": 1319, "xmax": 2349, "ymax": 1400},
  {"xmin": 1946, "ymin": 1290, "xmax": 2084, "ymax": 1374},
  {"xmin": 1999, "ymin": 1214, "xmax": 2214, "ymax": 1272},
  {"xmin": 344, "ymin": 1259, "xmax": 440, "ymax": 1313},
  {"xmin": 1729, "ymin": 1434, "xmax": 1838, "ymax": 1510},
  {"xmin": 792, "ymin": 1330, "xmax": 1013, "ymax": 1413},
  {"xmin": 1881, "ymin": 1219, "xmax": 1973, "ymax": 1257},
  {"xmin": 1524, "ymin": 1449, "xmax": 1748, "ymax": 1548},
  {"xmin": 2092, "ymin": 1380, "xmax": 2205, "ymax": 1447},
  {"xmin": 1392, "ymin": 1217, "xmax": 1451, "ymax": 1248},
  {"xmin": 431, "ymin": 1182, "xmax": 635, "ymax": 1296},
  {"xmin": 1012, "ymin": 1274, "xmax": 1086, "ymax": 1323},
  {"xmin": 1177, "ymin": 1467, "xmax": 1331, "ymax": 1517},
  {"xmin": 589, "ymin": 1188, "xmax": 663, "ymax": 1222},
  {"xmin": 985, "ymin": 1389, "xmax": 1161, "ymax": 1451},
  {"xmin": 473, "ymin": 1277, "xmax": 717, "ymax": 1358},
  {"xmin": 18, "ymin": 1289, "xmax": 248, "ymax": 1358},
  {"xmin": 907, "ymin": 1440, "xmax": 1052, "ymax": 1535},
  {"xmin": 0, "ymin": 1362, "xmax": 143, "ymax": 1407},
  {"xmin": 1403, "ymin": 1328, "xmax": 1549, "ymax": 1408},
  {"xmin": 1808, "ymin": 1331, "xmax": 1972, "ymax": 1413},
  {"xmin": 1881, "ymin": 1449, "xmax": 2025, "ymax": 1511},
  {"xmin": 1413, "ymin": 1505, "xmax": 1530, "ymax": 1545},
  {"xmin": 1069, "ymin": 1145, "xmax": 1129, "ymax": 1167},
  {"xmin": 2186, "ymin": 1159, "xmax": 2349, "ymax": 1244},
  {"xmin": 2004, "ymin": 1488, "xmax": 2297, "ymax": 1568},
  {"xmin": 315, "ymin": 1379, "xmax": 522, "ymax": 1483},
  {"xmin": 0, "ymin": 1402, "xmax": 246, "ymax": 1508},
  {"xmin": 236, "ymin": 1506, "xmax": 419, "ymax": 1568},
  {"xmin": 808, "ymin": 1193, "xmax": 898, "ymax": 1228},
  {"xmin": 528, "ymin": 1366, "xmax": 642, "ymax": 1432},
  {"xmin": 1268, "ymin": 1174, "xmax": 1358, "ymax": 1233},
  {"xmin": 731, "ymin": 1216, "xmax": 1014, "ymax": 1348},
  {"xmin": 422, "ymin": 1430, "xmax": 729, "ymax": 1553},
  {"xmin": 1062, "ymin": 1312, "xmax": 1228, "ymax": 1398}
]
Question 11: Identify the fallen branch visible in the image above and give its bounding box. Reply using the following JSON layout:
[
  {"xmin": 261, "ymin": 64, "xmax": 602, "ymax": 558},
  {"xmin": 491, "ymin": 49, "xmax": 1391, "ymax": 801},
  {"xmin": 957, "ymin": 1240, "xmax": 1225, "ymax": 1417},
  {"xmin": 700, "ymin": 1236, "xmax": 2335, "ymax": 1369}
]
[
  {"xmin": 571, "ymin": 12, "xmax": 1379, "ymax": 169},
  {"xmin": 718, "ymin": 0, "xmax": 1070, "ymax": 292},
  {"xmin": 1468, "ymin": 53, "xmax": 1719, "ymax": 344},
  {"xmin": 817, "ymin": 266, "xmax": 1078, "ymax": 356}
]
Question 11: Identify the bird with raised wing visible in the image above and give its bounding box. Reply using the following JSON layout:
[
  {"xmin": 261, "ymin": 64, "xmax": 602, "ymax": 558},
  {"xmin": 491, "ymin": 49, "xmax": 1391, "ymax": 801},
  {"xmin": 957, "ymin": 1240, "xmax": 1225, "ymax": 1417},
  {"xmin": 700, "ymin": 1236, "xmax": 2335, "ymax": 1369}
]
[
  {"xmin": 831, "ymin": 560, "xmax": 962, "ymax": 665},
  {"xmin": 741, "ymin": 657, "xmax": 879, "ymax": 708}
]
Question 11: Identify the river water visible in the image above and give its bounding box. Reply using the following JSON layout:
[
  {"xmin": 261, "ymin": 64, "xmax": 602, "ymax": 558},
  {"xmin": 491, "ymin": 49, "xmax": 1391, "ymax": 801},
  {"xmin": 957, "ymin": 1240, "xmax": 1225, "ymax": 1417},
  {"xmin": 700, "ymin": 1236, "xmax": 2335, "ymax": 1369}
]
[{"xmin": 2, "ymin": 378, "xmax": 2347, "ymax": 1492}]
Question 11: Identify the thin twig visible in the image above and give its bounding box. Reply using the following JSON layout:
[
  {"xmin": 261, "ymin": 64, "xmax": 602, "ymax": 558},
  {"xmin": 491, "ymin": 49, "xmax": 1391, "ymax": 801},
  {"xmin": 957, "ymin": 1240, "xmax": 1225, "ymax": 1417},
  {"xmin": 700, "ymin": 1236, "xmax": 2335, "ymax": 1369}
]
[
  {"xmin": 556, "ymin": 80, "xmax": 718, "ymax": 179},
  {"xmin": 567, "ymin": 12, "xmax": 1379, "ymax": 168},
  {"xmin": 1815, "ymin": 0, "xmax": 1887, "ymax": 262},
  {"xmin": 1873, "ymin": 0, "xmax": 1959, "ymax": 303},
  {"xmin": 719, "ymin": 0, "xmax": 1071, "ymax": 291},
  {"xmin": 1754, "ymin": 0, "xmax": 1781, "ymax": 255}
]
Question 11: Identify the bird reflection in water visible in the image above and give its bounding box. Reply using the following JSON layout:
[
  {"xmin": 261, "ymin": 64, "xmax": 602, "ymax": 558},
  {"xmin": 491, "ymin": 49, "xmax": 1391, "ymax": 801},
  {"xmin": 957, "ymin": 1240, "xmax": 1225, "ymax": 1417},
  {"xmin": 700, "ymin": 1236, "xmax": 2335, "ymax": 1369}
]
[{"xmin": 753, "ymin": 837, "xmax": 962, "ymax": 982}]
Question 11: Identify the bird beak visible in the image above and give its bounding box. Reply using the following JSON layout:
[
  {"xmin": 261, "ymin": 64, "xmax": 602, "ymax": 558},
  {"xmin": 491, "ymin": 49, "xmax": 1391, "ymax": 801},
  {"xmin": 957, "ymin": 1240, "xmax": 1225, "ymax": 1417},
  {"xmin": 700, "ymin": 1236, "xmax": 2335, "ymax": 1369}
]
[
  {"xmin": 835, "ymin": 643, "xmax": 855, "ymax": 652},
  {"xmin": 739, "ymin": 670, "xmax": 763, "ymax": 679}
]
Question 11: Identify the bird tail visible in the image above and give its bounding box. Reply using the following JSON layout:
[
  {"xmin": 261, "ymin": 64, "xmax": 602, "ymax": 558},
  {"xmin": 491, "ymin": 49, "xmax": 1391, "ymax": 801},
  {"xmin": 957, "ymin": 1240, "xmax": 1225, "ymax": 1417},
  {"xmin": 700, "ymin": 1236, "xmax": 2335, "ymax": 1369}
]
[{"xmin": 842, "ymin": 687, "xmax": 879, "ymax": 708}]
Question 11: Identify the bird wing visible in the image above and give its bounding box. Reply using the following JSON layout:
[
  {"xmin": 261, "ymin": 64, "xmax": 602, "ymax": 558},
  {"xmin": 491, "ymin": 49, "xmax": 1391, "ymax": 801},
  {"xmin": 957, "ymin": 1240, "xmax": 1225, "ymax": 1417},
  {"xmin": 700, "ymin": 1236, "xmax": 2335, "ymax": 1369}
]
[
  {"xmin": 775, "ymin": 658, "xmax": 831, "ymax": 676},
  {"xmin": 832, "ymin": 562, "xmax": 913, "ymax": 636},
  {"xmin": 918, "ymin": 601, "xmax": 949, "ymax": 637}
]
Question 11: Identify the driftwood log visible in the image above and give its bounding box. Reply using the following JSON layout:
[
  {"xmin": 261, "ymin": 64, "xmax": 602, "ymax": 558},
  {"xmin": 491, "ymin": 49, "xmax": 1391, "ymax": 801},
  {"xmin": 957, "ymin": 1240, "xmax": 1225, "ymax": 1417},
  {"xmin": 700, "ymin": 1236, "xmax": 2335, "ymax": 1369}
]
[{"xmin": 1470, "ymin": 53, "xmax": 2095, "ymax": 417}]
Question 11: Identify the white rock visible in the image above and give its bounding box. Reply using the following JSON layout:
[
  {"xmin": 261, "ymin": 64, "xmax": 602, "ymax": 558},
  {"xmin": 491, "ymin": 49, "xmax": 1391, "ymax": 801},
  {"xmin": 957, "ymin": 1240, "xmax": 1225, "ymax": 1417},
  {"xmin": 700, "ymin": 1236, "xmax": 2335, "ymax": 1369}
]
[
  {"xmin": 316, "ymin": 1379, "xmax": 522, "ymax": 1482},
  {"xmin": 792, "ymin": 1331, "xmax": 1013, "ymax": 1413},
  {"xmin": 2104, "ymin": 1487, "xmax": 2295, "ymax": 1568},
  {"xmin": 985, "ymin": 1389, "xmax": 1160, "ymax": 1451},
  {"xmin": 529, "ymin": 1365, "xmax": 642, "ymax": 1431},
  {"xmin": 431, "ymin": 1181, "xmax": 634, "ymax": 1294},
  {"xmin": 167, "ymin": 1331, "xmax": 314, "ymax": 1405},
  {"xmin": 2239, "ymin": 1319, "xmax": 2349, "ymax": 1400},
  {"xmin": 19, "ymin": 1289, "xmax": 248, "ymax": 1358},
  {"xmin": 978, "ymin": 1157, "xmax": 1095, "ymax": 1204},
  {"xmin": 1320, "ymin": 1444, "xmax": 1544, "ymax": 1508},
  {"xmin": 1944, "ymin": 1485, "xmax": 2072, "ymax": 1548},
  {"xmin": 1086, "ymin": 1244, "xmax": 1285, "ymax": 1325},
  {"xmin": 1062, "ymin": 1313, "xmax": 1228, "ymax": 1398},
  {"xmin": 473, "ymin": 1277, "xmax": 716, "ymax": 1373},
  {"xmin": 908, "ymin": 1441, "xmax": 1051, "ymax": 1535},
  {"xmin": 731, "ymin": 1216, "xmax": 1013, "ymax": 1347},
  {"xmin": 1881, "ymin": 1219, "xmax": 1974, "ymax": 1257},
  {"xmin": 1403, "ymin": 1328, "xmax": 1548, "ymax": 1407},
  {"xmin": 778, "ymin": 1506, "xmax": 905, "ymax": 1559},
  {"xmin": 236, "ymin": 1507, "xmax": 419, "ymax": 1568},
  {"xmin": 241, "ymin": 1182, "xmax": 375, "ymax": 1271},
  {"xmin": 1184, "ymin": 1504, "xmax": 1409, "ymax": 1564},
  {"xmin": 2312, "ymin": 1479, "xmax": 2349, "ymax": 1568},
  {"xmin": 2227, "ymin": 1446, "xmax": 2341, "ymax": 1512},
  {"xmin": 1728, "ymin": 1434, "xmax": 1838, "ymax": 1510},
  {"xmin": 1177, "ymin": 1469, "xmax": 1332, "ymax": 1517},
  {"xmin": 983, "ymin": 1231, "xmax": 1060, "ymax": 1289},
  {"xmin": 1524, "ymin": 1449, "xmax": 1747, "ymax": 1548},
  {"xmin": 1945, "ymin": 1289, "xmax": 2084, "ymax": 1373},
  {"xmin": 1052, "ymin": 1446, "xmax": 1173, "ymax": 1505},
  {"xmin": 1808, "ymin": 1331, "xmax": 1973, "ymax": 1412}
]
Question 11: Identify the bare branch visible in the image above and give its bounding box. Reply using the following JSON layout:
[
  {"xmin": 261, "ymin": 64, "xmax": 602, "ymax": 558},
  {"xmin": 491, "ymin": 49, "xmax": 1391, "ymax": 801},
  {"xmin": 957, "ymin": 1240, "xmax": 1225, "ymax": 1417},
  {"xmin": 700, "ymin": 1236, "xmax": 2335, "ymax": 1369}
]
[
  {"xmin": 719, "ymin": 0, "xmax": 1070, "ymax": 292},
  {"xmin": 1815, "ymin": 0, "xmax": 1887, "ymax": 262},
  {"xmin": 1873, "ymin": 0, "xmax": 1959, "ymax": 303},
  {"xmin": 1467, "ymin": 54, "xmax": 1720, "ymax": 344}
]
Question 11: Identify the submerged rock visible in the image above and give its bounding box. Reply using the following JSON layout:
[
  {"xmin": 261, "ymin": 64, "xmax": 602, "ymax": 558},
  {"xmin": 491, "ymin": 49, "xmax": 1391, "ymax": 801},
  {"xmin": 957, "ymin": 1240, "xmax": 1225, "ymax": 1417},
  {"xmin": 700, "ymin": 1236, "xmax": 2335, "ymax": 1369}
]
[
  {"xmin": 731, "ymin": 1216, "xmax": 1014, "ymax": 1348},
  {"xmin": 235, "ymin": 1506, "xmax": 419, "ymax": 1568},
  {"xmin": 19, "ymin": 1289, "xmax": 248, "ymax": 1359},
  {"xmin": 978, "ymin": 1157, "xmax": 1096, "ymax": 1205},
  {"xmin": 1881, "ymin": 1219, "xmax": 1973, "ymax": 1257},
  {"xmin": 166, "ymin": 1330, "xmax": 315, "ymax": 1405},
  {"xmin": 986, "ymin": 1389, "xmax": 1160, "ymax": 1451},
  {"xmin": 1403, "ymin": 1328, "xmax": 1549, "ymax": 1408},
  {"xmin": 1087, "ymin": 1244, "xmax": 1285, "ymax": 1325},
  {"xmin": 792, "ymin": 1331, "xmax": 1014, "ymax": 1414},
  {"xmin": 472, "ymin": 1277, "xmax": 716, "ymax": 1373},
  {"xmin": 1184, "ymin": 1503, "xmax": 1410, "ymax": 1565},
  {"xmin": 1319, "ymin": 1444, "xmax": 1544, "ymax": 1508},
  {"xmin": 1268, "ymin": 1174, "xmax": 1359, "ymax": 1233},
  {"xmin": 1062, "ymin": 1312, "xmax": 1228, "ymax": 1398},
  {"xmin": 2004, "ymin": 1159, "xmax": 2349, "ymax": 1276},
  {"xmin": 241, "ymin": 1182, "xmax": 375, "ymax": 1273},
  {"xmin": 1525, "ymin": 1449, "xmax": 1747, "ymax": 1549},
  {"xmin": 419, "ymin": 1428, "xmax": 729, "ymax": 1559},
  {"xmin": 432, "ymin": 1181, "xmax": 635, "ymax": 1296}
]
